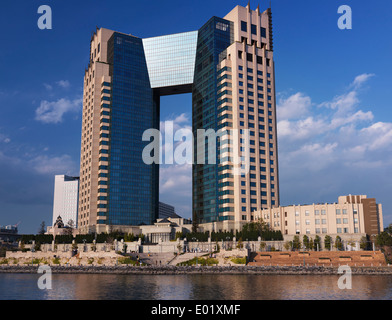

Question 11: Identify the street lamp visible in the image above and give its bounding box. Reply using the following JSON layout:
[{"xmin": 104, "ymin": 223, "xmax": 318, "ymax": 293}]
[{"xmin": 196, "ymin": 240, "xmax": 199, "ymax": 265}]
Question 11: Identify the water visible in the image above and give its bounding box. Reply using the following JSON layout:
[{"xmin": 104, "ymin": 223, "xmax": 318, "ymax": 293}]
[{"xmin": 1, "ymin": 273, "xmax": 392, "ymax": 300}]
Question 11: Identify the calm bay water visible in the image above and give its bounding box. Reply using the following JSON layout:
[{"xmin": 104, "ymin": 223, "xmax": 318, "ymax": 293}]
[{"xmin": 1, "ymin": 273, "xmax": 392, "ymax": 300}]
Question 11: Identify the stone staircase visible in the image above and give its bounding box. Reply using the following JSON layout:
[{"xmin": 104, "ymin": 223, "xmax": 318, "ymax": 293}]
[
  {"xmin": 131, "ymin": 252, "xmax": 176, "ymax": 266},
  {"xmin": 248, "ymin": 250, "xmax": 387, "ymax": 267},
  {"xmin": 168, "ymin": 253, "xmax": 199, "ymax": 266}
]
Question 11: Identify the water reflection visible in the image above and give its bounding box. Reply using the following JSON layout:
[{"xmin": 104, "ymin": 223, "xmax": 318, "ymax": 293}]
[{"xmin": 1, "ymin": 274, "xmax": 392, "ymax": 300}]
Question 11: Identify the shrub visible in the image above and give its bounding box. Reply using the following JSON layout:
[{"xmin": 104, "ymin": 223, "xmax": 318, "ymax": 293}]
[
  {"xmin": 54, "ymin": 235, "xmax": 74, "ymax": 244},
  {"xmin": 177, "ymin": 257, "xmax": 218, "ymax": 266},
  {"xmin": 75, "ymin": 234, "xmax": 95, "ymax": 244},
  {"xmin": 231, "ymin": 257, "xmax": 246, "ymax": 264}
]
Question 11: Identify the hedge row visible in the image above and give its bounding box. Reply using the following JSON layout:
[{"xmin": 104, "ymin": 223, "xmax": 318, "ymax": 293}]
[
  {"xmin": 185, "ymin": 230, "xmax": 283, "ymax": 242},
  {"xmin": 20, "ymin": 232, "xmax": 143, "ymax": 244}
]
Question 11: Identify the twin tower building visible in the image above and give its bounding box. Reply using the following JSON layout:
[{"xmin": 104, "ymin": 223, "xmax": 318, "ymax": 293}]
[{"xmin": 77, "ymin": 4, "xmax": 280, "ymax": 234}]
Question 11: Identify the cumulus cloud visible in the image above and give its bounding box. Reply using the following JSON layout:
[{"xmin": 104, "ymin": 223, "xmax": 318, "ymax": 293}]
[
  {"xmin": 277, "ymin": 73, "xmax": 392, "ymax": 224},
  {"xmin": 158, "ymin": 113, "xmax": 193, "ymax": 218},
  {"xmin": 277, "ymin": 92, "xmax": 312, "ymax": 120},
  {"xmin": 359, "ymin": 122, "xmax": 392, "ymax": 151},
  {"xmin": 0, "ymin": 133, "xmax": 10, "ymax": 144},
  {"xmin": 35, "ymin": 98, "xmax": 82, "ymax": 124},
  {"xmin": 160, "ymin": 112, "xmax": 192, "ymax": 132},
  {"xmin": 28, "ymin": 154, "xmax": 78, "ymax": 175},
  {"xmin": 351, "ymin": 73, "xmax": 375, "ymax": 89},
  {"xmin": 43, "ymin": 83, "xmax": 53, "ymax": 91},
  {"xmin": 160, "ymin": 163, "xmax": 192, "ymax": 218},
  {"xmin": 56, "ymin": 80, "xmax": 70, "ymax": 88}
]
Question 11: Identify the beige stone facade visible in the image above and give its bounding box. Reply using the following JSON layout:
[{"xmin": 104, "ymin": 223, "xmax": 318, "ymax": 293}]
[
  {"xmin": 216, "ymin": 4, "xmax": 279, "ymax": 223},
  {"xmin": 254, "ymin": 195, "xmax": 383, "ymax": 238},
  {"xmin": 78, "ymin": 28, "xmax": 114, "ymax": 234}
]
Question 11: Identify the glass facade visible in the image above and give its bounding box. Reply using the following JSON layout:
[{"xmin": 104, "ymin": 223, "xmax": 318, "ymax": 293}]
[
  {"xmin": 142, "ymin": 31, "xmax": 198, "ymax": 90},
  {"xmin": 192, "ymin": 17, "xmax": 234, "ymax": 224},
  {"xmin": 106, "ymin": 33, "xmax": 159, "ymax": 226},
  {"xmin": 81, "ymin": 6, "xmax": 278, "ymax": 230}
]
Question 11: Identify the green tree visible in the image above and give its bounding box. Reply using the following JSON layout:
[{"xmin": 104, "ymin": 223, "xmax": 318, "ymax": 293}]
[
  {"xmin": 123, "ymin": 243, "xmax": 128, "ymax": 254},
  {"xmin": 237, "ymin": 238, "xmax": 243, "ymax": 249},
  {"xmin": 283, "ymin": 241, "xmax": 292, "ymax": 251},
  {"xmin": 292, "ymin": 235, "xmax": 301, "ymax": 250},
  {"xmin": 38, "ymin": 221, "xmax": 46, "ymax": 235},
  {"xmin": 309, "ymin": 238, "xmax": 314, "ymax": 251},
  {"xmin": 175, "ymin": 231, "xmax": 183, "ymax": 240},
  {"xmin": 303, "ymin": 235, "xmax": 309, "ymax": 249},
  {"xmin": 360, "ymin": 236, "xmax": 369, "ymax": 250},
  {"xmin": 334, "ymin": 236, "xmax": 342, "ymax": 250},
  {"xmin": 314, "ymin": 235, "xmax": 321, "ymax": 251},
  {"xmin": 376, "ymin": 232, "xmax": 392, "ymax": 247},
  {"xmin": 324, "ymin": 235, "xmax": 332, "ymax": 251}
]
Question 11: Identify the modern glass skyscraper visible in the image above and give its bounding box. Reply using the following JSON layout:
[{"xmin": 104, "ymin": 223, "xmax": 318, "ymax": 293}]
[{"xmin": 78, "ymin": 4, "xmax": 279, "ymax": 234}]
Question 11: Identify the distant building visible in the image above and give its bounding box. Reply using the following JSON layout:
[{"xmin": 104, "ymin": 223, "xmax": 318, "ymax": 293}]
[
  {"xmin": 158, "ymin": 202, "xmax": 176, "ymax": 219},
  {"xmin": 52, "ymin": 175, "xmax": 79, "ymax": 228},
  {"xmin": 140, "ymin": 216, "xmax": 192, "ymax": 243},
  {"xmin": 0, "ymin": 225, "xmax": 20, "ymax": 243},
  {"xmin": 46, "ymin": 216, "xmax": 75, "ymax": 237},
  {"xmin": 254, "ymin": 195, "xmax": 383, "ymax": 239}
]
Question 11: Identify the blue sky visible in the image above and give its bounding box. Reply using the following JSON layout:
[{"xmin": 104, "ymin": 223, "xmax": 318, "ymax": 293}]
[{"xmin": 0, "ymin": 0, "xmax": 391, "ymax": 234}]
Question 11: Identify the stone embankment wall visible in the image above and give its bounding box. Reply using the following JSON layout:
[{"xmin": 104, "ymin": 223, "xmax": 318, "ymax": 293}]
[{"xmin": 1, "ymin": 265, "xmax": 392, "ymax": 275}]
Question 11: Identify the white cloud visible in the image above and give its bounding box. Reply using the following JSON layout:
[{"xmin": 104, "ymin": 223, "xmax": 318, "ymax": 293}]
[
  {"xmin": 158, "ymin": 112, "xmax": 193, "ymax": 218},
  {"xmin": 278, "ymin": 73, "xmax": 377, "ymax": 143},
  {"xmin": 278, "ymin": 116, "xmax": 327, "ymax": 141},
  {"xmin": 359, "ymin": 122, "xmax": 392, "ymax": 151},
  {"xmin": 277, "ymin": 92, "xmax": 312, "ymax": 120},
  {"xmin": 160, "ymin": 163, "xmax": 192, "ymax": 217},
  {"xmin": 28, "ymin": 154, "xmax": 77, "ymax": 175},
  {"xmin": 319, "ymin": 90, "xmax": 359, "ymax": 114},
  {"xmin": 351, "ymin": 73, "xmax": 375, "ymax": 89},
  {"xmin": 43, "ymin": 83, "xmax": 53, "ymax": 91},
  {"xmin": 160, "ymin": 112, "xmax": 191, "ymax": 132},
  {"xmin": 56, "ymin": 80, "xmax": 70, "ymax": 88},
  {"xmin": 277, "ymin": 73, "xmax": 392, "ymax": 223},
  {"xmin": 35, "ymin": 98, "xmax": 82, "ymax": 124},
  {"xmin": 281, "ymin": 142, "xmax": 338, "ymax": 172},
  {"xmin": 0, "ymin": 133, "xmax": 10, "ymax": 144}
]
